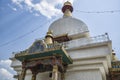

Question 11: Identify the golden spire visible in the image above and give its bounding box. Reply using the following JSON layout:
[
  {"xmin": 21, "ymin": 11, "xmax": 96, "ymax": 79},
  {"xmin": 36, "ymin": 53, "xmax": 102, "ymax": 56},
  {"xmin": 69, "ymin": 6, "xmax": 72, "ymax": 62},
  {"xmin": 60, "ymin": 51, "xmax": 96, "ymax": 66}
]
[
  {"xmin": 46, "ymin": 30, "xmax": 53, "ymax": 37},
  {"xmin": 62, "ymin": 1, "xmax": 73, "ymax": 17},
  {"xmin": 64, "ymin": 1, "xmax": 72, "ymax": 6},
  {"xmin": 112, "ymin": 50, "xmax": 118, "ymax": 61},
  {"xmin": 45, "ymin": 30, "xmax": 53, "ymax": 44}
]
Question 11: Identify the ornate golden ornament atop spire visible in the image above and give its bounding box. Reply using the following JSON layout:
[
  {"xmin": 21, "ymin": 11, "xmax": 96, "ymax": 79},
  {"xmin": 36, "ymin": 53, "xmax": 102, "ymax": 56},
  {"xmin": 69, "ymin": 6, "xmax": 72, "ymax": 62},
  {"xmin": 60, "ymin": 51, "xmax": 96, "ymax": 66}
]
[
  {"xmin": 112, "ymin": 50, "xmax": 118, "ymax": 61},
  {"xmin": 46, "ymin": 30, "xmax": 53, "ymax": 38},
  {"xmin": 62, "ymin": 1, "xmax": 73, "ymax": 17},
  {"xmin": 64, "ymin": 1, "xmax": 72, "ymax": 6},
  {"xmin": 45, "ymin": 30, "xmax": 53, "ymax": 44}
]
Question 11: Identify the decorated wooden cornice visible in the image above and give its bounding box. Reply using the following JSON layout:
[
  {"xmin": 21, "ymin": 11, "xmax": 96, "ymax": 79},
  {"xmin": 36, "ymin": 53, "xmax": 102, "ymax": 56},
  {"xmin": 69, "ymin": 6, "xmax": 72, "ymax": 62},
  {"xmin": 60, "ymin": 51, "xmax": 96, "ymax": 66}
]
[
  {"xmin": 109, "ymin": 61, "xmax": 120, "ymax": 80},
  {"xmin": 15, "ymin": 30, "xmax": 73, "ymax": 64},
  {"xmin": 110, "ymin": 61, "xmax": 120, "ymax": 72},
  {"xmin": 15, "ymin": 41, "xmax": 72, "ymax": 64}
]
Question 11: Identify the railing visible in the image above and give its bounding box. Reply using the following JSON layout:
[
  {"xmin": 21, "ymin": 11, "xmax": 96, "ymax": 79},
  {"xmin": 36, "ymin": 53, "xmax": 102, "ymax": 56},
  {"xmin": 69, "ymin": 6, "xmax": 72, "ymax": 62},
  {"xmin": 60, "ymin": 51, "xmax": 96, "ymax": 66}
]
[
  {"xmin": 61, "ymin": 33, "xmax": 110, "ymax": 49},
  {"xmin": 13, "ymin": 33, "xmax": 110, "ymax": 55}
]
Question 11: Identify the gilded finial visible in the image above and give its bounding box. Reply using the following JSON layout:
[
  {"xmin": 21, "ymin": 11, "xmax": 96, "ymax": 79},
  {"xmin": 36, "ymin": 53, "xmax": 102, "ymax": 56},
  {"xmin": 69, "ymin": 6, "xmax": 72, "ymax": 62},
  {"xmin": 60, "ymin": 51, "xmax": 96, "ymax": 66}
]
[
  {"xmin": 45, "ymin": 30, "xmax": 53, "ymax": 44},
  {"xmin": 64, "ymin": 1, "xmax": 72, "ymax": 6},
  {"xmin": 62, "ymin": 1, "xmax": 73, "ymax": 17},
  {"xmin": 112, "ymin": 50, "xmax": 118, "ymax": 61},
  {"xmin": 46, "ymin": 30, "xmax": 53, "ymax": 38}
]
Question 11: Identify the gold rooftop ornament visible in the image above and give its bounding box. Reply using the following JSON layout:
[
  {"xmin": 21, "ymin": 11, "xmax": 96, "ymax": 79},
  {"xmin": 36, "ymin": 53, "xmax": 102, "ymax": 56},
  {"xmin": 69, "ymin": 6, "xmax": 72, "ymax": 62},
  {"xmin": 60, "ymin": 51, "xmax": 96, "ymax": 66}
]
[
  {"xmin": 62, "ymin": 1, "xmax": 73, "ymax": 17},
  {"xmin": 45, "ymin": 30, "xmax": 53, "ymax": 44}
]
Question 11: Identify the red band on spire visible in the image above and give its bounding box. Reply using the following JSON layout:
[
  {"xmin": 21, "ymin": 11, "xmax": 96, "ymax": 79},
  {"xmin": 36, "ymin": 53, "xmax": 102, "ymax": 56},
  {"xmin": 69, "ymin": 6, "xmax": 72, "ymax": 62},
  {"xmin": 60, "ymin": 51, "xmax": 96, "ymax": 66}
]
[{"xmin": 62, "ymin": 5, "xmax": 73, "ymax": 13}]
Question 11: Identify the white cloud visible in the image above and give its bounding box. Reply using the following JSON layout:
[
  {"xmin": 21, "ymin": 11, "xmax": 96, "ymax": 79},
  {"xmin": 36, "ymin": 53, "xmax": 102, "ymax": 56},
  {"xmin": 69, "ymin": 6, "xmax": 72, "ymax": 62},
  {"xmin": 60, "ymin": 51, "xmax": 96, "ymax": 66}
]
[
  {"xmin": 25, "ymin": 0, "xmax": 33, "ymax": 6},
  {"xmin": 11, "ymin": 0, "xmax": 24, "ymax": 8},
  {"xmin": 11, "ymin": 0, "xmax": 75, "ymax": 18},
  {"xmin": 12, "ymin": 8, "xmax": 17, "ymax": 11},
  {"xmin": 8, "ymin": 4, "xmax": 17, "ymax": 11},
  {"xmin": 0, "ymin": 59, "xmax": 11, "ymax": 65},
  {"xmin": 0, "ymin": 68, "xmax": 14, "ymax": 80},
  {"xmin": 34, "ymin": 13, "xmax": 40, "ymax": 16},
  {"xmin": 0, "ymin": 60, "xmax": 13, "ymax": 70},
  {"xmin": 33, "ymin": 0, "xmax": 61, "ymax": 18},
  {"xmin": 0, "ymin": 60, "xmax": 16, "ymax": 80}
]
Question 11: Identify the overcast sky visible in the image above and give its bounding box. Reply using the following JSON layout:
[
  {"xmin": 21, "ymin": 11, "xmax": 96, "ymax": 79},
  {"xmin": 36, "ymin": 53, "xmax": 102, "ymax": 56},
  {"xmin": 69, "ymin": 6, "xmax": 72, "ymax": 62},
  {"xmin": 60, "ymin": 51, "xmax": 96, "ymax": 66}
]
[{"xmin": 0, "ymin": 0, "xmax": 120, "ymax": 80}]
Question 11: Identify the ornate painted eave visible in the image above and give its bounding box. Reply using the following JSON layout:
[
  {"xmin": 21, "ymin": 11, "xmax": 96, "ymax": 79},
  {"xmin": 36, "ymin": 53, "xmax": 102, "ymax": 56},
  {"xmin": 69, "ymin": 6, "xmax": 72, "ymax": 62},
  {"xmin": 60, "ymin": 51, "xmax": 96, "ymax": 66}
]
[
  {"xmin": 15, "ymin": 44, "xmax": 73, "ymax": 64},
  {"xmin": 109, "ymin": 61, "xmax": 120, "ymax": 80},
  {"xmin": 110, "ymin": 61, "xmax": 120, "ymax": 72}
]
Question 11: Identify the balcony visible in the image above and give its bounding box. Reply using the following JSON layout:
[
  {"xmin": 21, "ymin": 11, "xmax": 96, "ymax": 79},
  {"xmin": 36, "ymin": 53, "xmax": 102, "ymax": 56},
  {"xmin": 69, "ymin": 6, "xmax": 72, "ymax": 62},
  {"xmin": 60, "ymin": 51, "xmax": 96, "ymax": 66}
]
[{"xmin": 61, "ymin": 33, "xmax": 110, "ymax": 49}]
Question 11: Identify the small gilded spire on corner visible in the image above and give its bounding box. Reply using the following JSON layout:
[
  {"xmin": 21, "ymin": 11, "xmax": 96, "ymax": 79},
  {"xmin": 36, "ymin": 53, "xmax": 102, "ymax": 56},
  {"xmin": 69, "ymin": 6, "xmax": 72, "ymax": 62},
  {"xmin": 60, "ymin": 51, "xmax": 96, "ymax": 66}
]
[
  {"xmin": 46, "ymin": 30, "xmax": 53, "ymax": 37},
  {"xmin": 45, "ymin": 30, "xmax": 53, "ymax": 44},
  {"xmin": 112, "ymin": 50, "xmax": 118, "ymax": 61}
]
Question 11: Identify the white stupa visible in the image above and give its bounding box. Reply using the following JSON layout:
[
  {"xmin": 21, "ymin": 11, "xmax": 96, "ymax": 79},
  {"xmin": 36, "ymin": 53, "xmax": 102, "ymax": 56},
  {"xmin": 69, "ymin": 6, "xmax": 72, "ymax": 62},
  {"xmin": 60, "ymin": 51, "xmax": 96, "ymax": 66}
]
[
  {"xmin": 49, "ymin": 1, "xmax": 89, "ymax": 38},
  {"xmin": 10, "ymin": 1, "xmax": 116, "ymax": 80}
]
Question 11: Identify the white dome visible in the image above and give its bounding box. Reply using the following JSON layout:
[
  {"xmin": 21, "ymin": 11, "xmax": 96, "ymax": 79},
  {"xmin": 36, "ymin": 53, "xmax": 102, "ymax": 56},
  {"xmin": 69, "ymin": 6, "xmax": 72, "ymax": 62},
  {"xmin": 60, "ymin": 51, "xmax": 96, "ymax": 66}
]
[{"xmin": 49, "ymin": 17, "xmax": 89, "ymax": 36}]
